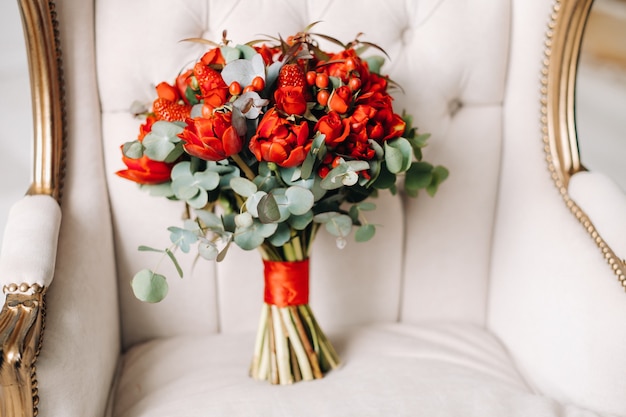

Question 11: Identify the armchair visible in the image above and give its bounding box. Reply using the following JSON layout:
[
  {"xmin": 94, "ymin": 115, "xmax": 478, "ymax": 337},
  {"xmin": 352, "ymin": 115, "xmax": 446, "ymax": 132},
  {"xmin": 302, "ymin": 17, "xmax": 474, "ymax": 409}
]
[{"xmin": 1, "ymin": 0, "xmax": 625, "ymax": 416}]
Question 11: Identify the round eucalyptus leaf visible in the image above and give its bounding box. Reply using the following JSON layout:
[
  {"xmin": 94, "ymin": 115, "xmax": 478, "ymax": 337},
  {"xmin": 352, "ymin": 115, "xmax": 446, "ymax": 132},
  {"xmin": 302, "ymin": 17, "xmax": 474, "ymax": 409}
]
[
  {"xmin": 384, "ymin": 138, "xmax": 412, "ymax": 174},
  {"xmin": 230, "ymin": 177, "xmax": 258, "ymax": 197},
  {"xmin": 288, "ymin": 211, "xmax": 314, "ymax": 230},
  {"xmin": 195, "ymin": 210, "xmax": 224, "ymax": 230},
  {"xmin": 323, "ymin": 213, "xmax": 353, "ymax": 238},
  {"xmin": 285, "ymin": 186, "xmax": 314, "ymax": 215},
  {"xmin": 268, "ymin": 222, "xmax": 291, "ymax": 246},
  {"xmin": 234, "ymin": 227, "xmax": 265, "ymax": 250},
  {"xmin": 194, "ymin": 170, "xmax": 220, "ymax": 191},
  {"xmin": 355, "ymin": 224, "xmax": 376, "ymax": 242},
  {"xmin": 246, "ymin": 190, "xmax": 267, "ymax": 218},
  {"xmin": 131, "ymin": 269, "xmax": 169, "ymax": 303},
  {"xmin": 198, "ymin": 241, "xmax": 219, "ymax": 260}
]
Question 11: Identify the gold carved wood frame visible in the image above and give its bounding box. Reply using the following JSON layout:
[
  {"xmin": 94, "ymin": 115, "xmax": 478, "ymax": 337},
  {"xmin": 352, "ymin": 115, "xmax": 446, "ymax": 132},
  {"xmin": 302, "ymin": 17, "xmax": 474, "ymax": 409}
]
[
  {"xmin": 542, "ymin": 0, "xmax": 626, "ymax": 287},
  {"xmin": 0, "ymin": 0, "xmax": 65, "ymax": 416}
]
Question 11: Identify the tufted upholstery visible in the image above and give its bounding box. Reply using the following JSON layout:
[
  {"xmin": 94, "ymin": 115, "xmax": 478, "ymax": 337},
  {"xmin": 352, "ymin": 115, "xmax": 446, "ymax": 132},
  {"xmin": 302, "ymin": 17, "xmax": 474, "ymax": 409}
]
[{"xmin": 5, "ymin": 0, "xmax": 625, "ymax": 416}]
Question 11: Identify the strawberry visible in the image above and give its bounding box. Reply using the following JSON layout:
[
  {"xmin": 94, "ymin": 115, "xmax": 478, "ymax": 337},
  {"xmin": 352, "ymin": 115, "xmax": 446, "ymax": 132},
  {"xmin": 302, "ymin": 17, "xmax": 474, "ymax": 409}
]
[
  {"xmin": 194, "ymin": 62, "xmax": 227, "ymax": 97},
  {"xmin": 278, "ymin": 64, "xmax": 306, "ymax": 88},
  {"xmin": 152, "ymin": 98, "xmax": 191, "ymax": 122}
]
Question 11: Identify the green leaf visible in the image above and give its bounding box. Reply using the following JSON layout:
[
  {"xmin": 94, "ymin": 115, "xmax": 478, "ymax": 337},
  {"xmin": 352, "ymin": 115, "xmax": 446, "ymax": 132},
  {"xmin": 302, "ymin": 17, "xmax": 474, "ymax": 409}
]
[
  {"xmin": 137, "ymin": 245, "xmax": 164, "ymax": 253},
  {"xmin": 384, "ymin": 138, "xmax": 412, "ymax": 174},
  {"xmin": 371, "ymin": 163, "xmax": 396, "ymax": 189},
  {"xmin": 140, "ymin": 183, "xmax": 174, "ymax": 197},
  {"xmin": 131, "ymin": 269, "xmax": 169, "ymax": 303},
  {"xmin": 268, "ymin": 223, "xmax": 291, "ymax": 246},
  {"xmin": 220, "ymin": 45, "xmax": 242, "ymax": 63},
  {"xmin": 195, "ymin": 210, "xmax": 224, "ymax": 230},
  {"xmin": 285, "ymin": 186, "xmax": 314, "ymax": 215},
  {"xmin": 198, "ymin": 240, "xmax": 219, "ymax": 260},
  {"xmin": 355, "ymin": 224, "xmax": 376, "ymax": 242},
  {"xmin": 165, "ymin": 248, "xmax": 184, "ymax": 278},
  {"xmin": 230, "ymin": 177, "xmax": 257, "ymax": 197},
  {"xmin": 257, "ymin": 193, "xmax": 281, "ymax": 223},
  {"xmin": 405, "ymin": 162, "xmax": 434, "ymax": 192},
  {"xmin": 142, "ymin": 121, "xmax": 184, "ymax": 161},
  {"xmin": 122, "ymin": 140, "xmax": 144, "ymax": 159},
  {"xmin": 168, "ymin": 226, "xmax": 198, "ymax": 253},
  {"xmin": 357, "ymin": 201, "xmax": 376, "ymax": 211},
  {"xmin": 288, "ymin": 211, "xmax": 314, "ymax": 230},
  {"xmin": 426, "ymin": 165, "xmax": 449, "ymax": 197},
  {"xmin": 314, "ymin": 212, "xmax": 352, "ymax": 238},
  {"xmin": 364, "ymin": 56, "xmax": 385, "ymax": 74}
]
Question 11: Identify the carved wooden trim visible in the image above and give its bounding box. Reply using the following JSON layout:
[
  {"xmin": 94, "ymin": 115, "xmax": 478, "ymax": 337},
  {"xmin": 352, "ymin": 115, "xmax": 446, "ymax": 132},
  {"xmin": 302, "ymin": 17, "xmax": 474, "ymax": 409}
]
[
  {"xmin": 0, "ymin": 288, "xmax": 45, "ymax": 417},
  {"xmin": 19, "ymin": 0, "xmax": 66, "ymax": 202},
  {"xmin": 542, "ymin": 0, "xmax": 626, "ymax": 288}
]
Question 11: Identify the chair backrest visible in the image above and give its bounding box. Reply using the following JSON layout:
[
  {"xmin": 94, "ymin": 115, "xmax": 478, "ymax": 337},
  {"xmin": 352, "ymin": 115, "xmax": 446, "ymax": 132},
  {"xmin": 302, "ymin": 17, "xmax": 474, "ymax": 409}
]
[
  {"xmin": 97, "ymin": 0, "xmax": 511, "ymax": 348},
  {"xmin": 29, "ymin": 0, "xmax": 626, "ymax": 415}
]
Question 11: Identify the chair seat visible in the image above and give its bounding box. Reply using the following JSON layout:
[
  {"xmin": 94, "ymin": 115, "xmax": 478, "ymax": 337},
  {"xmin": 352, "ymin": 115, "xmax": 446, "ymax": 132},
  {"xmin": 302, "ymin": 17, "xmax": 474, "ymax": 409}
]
[{"xmin": 110, "ymin": 322, "xmax": 598, "ymax": 417}]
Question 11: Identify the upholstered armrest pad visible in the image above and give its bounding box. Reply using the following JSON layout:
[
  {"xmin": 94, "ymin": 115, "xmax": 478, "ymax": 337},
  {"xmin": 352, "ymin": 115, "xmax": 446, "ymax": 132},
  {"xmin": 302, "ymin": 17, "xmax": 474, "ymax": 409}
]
[
  {"xmin": 0, "ymin": 195, "xmax": 61, "ymax": 289},
  {"xmin": 568, "ymin": 171, "xmax": 626, "ymax": 257}
]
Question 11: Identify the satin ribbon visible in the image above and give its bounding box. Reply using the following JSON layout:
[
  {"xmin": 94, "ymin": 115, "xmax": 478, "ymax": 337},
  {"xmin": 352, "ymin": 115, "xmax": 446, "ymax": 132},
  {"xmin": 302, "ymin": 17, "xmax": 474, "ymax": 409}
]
[{"xmin": 263, "ymin": 259, "xmax": 310, "ymax": 307}]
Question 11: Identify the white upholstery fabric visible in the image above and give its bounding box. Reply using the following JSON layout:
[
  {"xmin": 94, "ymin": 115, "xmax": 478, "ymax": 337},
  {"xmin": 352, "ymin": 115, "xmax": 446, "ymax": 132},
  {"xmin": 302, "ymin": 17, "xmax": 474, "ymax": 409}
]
[
  {"xmin": 10, "ymin": 0, "xmax": 624, "ymax": 416},
  {"xmin": 489, "ymin": 2, "xmax": 626, "ymax": 415},
  {"xmin": 33, "ymin": 1, "xmax": 122, "ymax": 416},
  {"xmin": 111, "ymin": 322, "xmax": 608, "ymax": 417},
  {"xmin": 97, "ymin": 0, "xmax": 509, "ymax": 348},
  {"xmin": 0, "ymin": 195, "xmax": 61, "ymax": 289}
]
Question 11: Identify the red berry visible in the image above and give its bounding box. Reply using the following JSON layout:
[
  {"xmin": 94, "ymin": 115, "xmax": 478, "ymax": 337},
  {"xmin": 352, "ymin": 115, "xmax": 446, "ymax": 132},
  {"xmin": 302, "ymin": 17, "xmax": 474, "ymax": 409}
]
[
  {"xmin": 306, "ymin": 71, "xmax": 317, "ymax": 86},
  {"xmin": 315, "ymin": 73, "xmax": 329, "ymax": 89},
  {"xmin": 229, "ymin": 81, "xmax": 242, "ymax": 96},
  {"xmin": 318, "ymin": 166, "xmax": 330, "ymax": 178},
  {"xmin": 251, "ymin": 76, "xmax": 265, "ymax": 91},
  {"xmin": 348, "ymin": 77, "xmax": 362, "ymax": 92},
  {"xmin": 317, "ymin": 90, "xmax": 329, "ymax": 106}
]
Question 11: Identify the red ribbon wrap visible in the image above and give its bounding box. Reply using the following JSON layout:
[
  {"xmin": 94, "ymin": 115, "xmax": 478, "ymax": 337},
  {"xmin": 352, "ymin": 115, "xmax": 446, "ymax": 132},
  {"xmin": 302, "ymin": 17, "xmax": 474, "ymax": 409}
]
[{"xmin": 263, "ymin": 259, "xmax": 310, "ymax": 307}]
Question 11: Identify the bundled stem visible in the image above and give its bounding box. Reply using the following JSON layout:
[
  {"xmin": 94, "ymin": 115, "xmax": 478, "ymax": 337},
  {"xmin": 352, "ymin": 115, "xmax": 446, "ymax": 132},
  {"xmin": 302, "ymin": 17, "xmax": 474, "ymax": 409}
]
[
  {"xmin": 250, "ymin": 222, "xmax": 340, "ymax": 385},
  {"xmin": 250, "ymin": 303, "xmax": 340, "ymax": 384}
]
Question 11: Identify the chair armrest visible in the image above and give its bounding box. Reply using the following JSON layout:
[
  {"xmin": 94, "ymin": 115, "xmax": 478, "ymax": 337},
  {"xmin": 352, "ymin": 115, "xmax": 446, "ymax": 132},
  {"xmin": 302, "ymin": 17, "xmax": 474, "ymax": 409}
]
[
  {"xmin": 0, "ymin": 194, "xmax": 61, "ymax": 417},
  {"xmin": 0, "ymin": 195, "xmax": 62, "ymax": 290}
]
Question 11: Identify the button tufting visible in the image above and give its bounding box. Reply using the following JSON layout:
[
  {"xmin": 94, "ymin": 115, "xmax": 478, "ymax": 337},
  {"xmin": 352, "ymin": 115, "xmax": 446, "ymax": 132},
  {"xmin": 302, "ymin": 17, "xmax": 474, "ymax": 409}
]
[
  {"xmin": 401, "ymin": 27, "xmax": 414, "ymax": 45},
  {"xmin": 448, "ymin": 99, "xmax": 462, "ymax": 117}
]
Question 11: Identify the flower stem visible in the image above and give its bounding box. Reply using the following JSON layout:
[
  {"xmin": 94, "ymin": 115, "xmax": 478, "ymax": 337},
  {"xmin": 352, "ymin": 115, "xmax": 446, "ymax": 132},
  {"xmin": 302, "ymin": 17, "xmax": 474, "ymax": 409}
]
[{"xmin": 231, "ymin": 153, "xmax": 256, "ymax": 181}]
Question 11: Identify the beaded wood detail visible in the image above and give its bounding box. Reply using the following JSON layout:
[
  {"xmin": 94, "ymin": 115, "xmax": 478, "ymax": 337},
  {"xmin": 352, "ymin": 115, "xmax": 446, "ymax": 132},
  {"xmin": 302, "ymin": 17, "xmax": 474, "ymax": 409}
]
[{"xmin": 541, "ymin": 0, "xmax": 626, "ymax": 288}]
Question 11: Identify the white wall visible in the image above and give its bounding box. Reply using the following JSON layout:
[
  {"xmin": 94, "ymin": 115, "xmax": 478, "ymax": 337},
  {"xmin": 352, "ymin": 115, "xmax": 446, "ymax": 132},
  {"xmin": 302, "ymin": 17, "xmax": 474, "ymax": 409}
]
[{"xmin": 0, "ymin": 0, "xmax": 32, "ymax": 238}]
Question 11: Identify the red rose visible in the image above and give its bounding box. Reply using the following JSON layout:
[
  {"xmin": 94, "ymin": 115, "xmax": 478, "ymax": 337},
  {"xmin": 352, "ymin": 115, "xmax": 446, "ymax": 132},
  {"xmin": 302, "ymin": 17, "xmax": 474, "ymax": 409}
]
[
  {"xmin": 337, "ymin": 130, "xmax": 376, "ymax": 161},
  {"xmin": 117, "ymin": 149, "xmax": 173, "ymax": 185},
  {"xmin": 138, "ymin": 115, "xmax": 157, "ymax": 141},
  {"xmin": 363, "ymin": 72, "xmax": 388, "ymax": 94},
  {"xmin": 254, "ymin": 44, "xmax": 281, "ymax": 65},
  {"xmin": 179, "ymin": 112, "xmax": 243, "ymax": 161},
  {"xmin": 249, "ymin": 108, "xmax": 311, "ymax": 168},
  {"xmin": 357, "ymin": 92, "xmax": 406, "ymax": 141},
  {"xmin": 328, "ymin": 86, "xmax": 352, "ymax": 114},
  {"xmin": 200, "ymin": 48, "xmax": 225, "ymax": 67},
  {"xmin": 274, "ymin": 86, "xmax": 308, "ymax": 116},
  {"xmin": 314, "ymin": 111, "xmax": 350, "ymax": 147},
  {"xmin": 322, "ymin": 49, "xmax": 370, "ymax": 85},
  {"xmin": 193, "ymin": 62, "xmax": 229, "ymax": 108}
]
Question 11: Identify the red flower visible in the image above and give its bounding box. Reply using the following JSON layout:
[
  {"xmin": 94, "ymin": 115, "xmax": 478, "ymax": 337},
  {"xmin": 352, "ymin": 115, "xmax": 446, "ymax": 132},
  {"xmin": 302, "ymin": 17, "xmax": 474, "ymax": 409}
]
[
  {"xmin": 137, "ymin": 115, "xmax": 157, "ymax": 141},
  {"xmin": 356, "ymin": 92, "xmax": 406, "ymax": 141},
  {"xmin": 249, "ymin": 108, "xmax": 311, "ymax": 168},
  {"xmin": 274, "ymin": 86, "xmax": 308, "ymax": 116},
  {"xmin": 117, "ymin": 149, "xmax": 173, "ymax": 185},
  {"xmin": 327, "ymin": 86, "xmax": 352, "ymax": 114},
  {"xmin": 314, "ymin": 111, "xmax": 350, "ymax": 147},
  {"xmin": 200, "ymin": 48, "xmax": 225, "ymax": 67},
  {"xmin": 179, "ymin": 112, "xmax": 243, "ymax": 161},
  {"xmin": 193, "ymin": 62, "xmax": 229, "ymax": 108},
  {"xmin": 321, "ymin": 49, "xmax": 370, "ymax": 85}
]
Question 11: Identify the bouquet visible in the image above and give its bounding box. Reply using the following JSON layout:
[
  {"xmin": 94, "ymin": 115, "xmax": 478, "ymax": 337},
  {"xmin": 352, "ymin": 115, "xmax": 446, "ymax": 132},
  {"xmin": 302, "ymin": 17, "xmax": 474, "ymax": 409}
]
[{"xmin": 117, "ymin": 24, "xmax": 448, "ymax": 385}]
